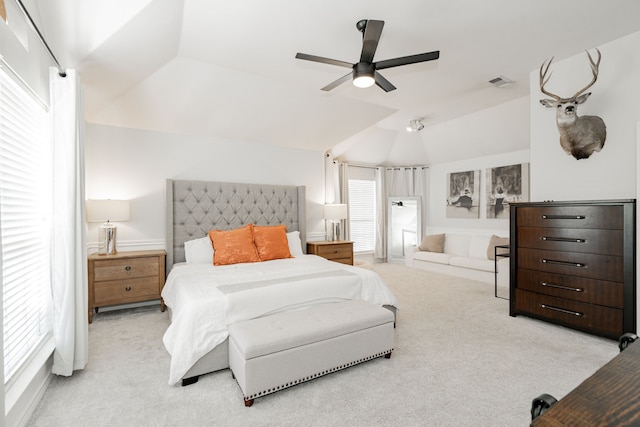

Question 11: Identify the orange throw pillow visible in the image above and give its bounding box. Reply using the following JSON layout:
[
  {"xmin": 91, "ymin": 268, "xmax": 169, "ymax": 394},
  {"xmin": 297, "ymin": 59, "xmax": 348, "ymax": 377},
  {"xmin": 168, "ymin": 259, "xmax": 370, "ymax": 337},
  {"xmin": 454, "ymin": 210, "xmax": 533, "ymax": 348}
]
[
  {"xmin": 253, "ymin": 224, "xmax": 293, "ymax": 262},
  {"xmin": 208, "ymin": 224, "xmax": 260, "ymax": 266}
]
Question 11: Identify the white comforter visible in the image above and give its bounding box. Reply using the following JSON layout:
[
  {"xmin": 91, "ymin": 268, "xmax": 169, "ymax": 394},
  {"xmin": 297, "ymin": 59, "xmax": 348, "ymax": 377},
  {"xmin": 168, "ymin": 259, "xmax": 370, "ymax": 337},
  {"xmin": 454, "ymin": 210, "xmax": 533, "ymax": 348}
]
[{"xmin": 161, "ymin": 255, "xmax": 398, "ymax": 385}]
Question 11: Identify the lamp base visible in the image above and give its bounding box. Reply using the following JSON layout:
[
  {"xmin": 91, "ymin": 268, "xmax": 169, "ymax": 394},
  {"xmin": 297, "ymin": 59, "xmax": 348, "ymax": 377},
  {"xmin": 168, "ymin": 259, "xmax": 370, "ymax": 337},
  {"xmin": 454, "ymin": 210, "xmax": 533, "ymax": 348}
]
[
  {"xmin": 331, "ymin": 222, "xmax": 341, "ymax": 241},
  {"xmin": 98, "ymin": 223, "xmax": 118, "ymax": 255}
]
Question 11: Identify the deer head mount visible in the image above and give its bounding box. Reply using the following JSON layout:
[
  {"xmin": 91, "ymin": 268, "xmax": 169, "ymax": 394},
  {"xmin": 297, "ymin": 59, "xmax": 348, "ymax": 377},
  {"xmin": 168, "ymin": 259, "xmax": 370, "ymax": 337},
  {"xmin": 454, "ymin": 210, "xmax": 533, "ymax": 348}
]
[{"xmin": 539, "ymin": 49, "xmax": 606, "ymax": 160}]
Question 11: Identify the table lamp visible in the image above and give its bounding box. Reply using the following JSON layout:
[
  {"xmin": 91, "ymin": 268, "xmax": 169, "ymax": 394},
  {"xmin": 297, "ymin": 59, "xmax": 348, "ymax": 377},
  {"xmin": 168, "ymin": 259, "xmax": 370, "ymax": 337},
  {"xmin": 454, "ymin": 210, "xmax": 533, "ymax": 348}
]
[
  {"xmin": 86, "ymin": 199, "xmax": 130, "ymax": 255},
  {"xmin": 323, "ymin": 204, "xmax": 348, "ymax": 241}
]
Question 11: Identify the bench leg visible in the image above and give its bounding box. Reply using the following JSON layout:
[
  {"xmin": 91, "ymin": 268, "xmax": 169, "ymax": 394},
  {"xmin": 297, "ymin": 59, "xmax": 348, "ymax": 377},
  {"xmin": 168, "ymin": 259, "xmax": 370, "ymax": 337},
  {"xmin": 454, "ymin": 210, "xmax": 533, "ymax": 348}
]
[
  {"xmin": 385, "ymin": 352, "xmax": 392, "ymax": 359},
  {"xmin": 244, "ymin": 399, "xmax": 254, "ymax": 407}
]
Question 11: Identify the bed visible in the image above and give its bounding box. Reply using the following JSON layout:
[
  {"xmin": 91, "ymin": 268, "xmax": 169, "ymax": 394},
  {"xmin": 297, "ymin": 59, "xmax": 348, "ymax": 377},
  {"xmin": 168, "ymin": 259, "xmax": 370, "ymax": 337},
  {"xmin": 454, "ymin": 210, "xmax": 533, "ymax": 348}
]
[{"xmin": 162, "ymin": 179, "xmax": 399, "ymax": 386}]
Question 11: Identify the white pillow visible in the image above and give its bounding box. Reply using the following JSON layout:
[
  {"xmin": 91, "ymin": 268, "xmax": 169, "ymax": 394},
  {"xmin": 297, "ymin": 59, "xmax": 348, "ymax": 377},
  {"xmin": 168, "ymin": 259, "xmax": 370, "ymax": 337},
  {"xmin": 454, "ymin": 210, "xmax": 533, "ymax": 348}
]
[
  {"xmin": 184, "ymin": 236, "xmax": 214, "ymax": 264},
  {"xmin": 287, "ymin": 231, "xmax": 304, "ymax": 256}
]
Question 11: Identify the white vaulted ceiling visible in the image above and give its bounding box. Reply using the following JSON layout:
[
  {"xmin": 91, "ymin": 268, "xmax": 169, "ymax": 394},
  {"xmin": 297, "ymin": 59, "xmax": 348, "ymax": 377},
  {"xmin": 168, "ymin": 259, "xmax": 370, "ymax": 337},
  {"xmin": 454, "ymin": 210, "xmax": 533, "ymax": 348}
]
[{"xmin": 25, "ymin": 0, "xmax": 640, "ymax": 165}]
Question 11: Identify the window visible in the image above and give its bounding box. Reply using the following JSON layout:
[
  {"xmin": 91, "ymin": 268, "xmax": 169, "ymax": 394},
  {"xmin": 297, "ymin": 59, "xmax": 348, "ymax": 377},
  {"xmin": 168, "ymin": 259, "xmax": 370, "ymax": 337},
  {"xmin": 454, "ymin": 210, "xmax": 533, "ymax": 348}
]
[
  {"xmin": 348, "ymin": 179, "xmax": 376, "ymax": 253},
  {"xmin": 0, "ymin": 67, "xmax": 53, "ymax": 384}
]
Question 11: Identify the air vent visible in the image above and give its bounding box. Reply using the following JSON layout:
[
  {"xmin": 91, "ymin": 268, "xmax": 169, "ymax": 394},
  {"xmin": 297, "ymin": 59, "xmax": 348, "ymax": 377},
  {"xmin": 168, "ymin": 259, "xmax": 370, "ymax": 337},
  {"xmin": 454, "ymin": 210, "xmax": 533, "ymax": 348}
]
[{"xmin": 489, "ymin": 76, "xmax": 514, "ymax": 88}]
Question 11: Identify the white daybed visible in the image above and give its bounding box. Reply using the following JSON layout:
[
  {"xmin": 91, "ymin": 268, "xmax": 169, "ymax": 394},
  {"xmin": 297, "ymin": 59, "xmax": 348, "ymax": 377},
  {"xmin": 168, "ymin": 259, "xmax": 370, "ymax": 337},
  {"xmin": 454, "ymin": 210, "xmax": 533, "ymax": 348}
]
[{"xmin": 405, "ymin": 232, "xmax": 510, "ymax": 288}]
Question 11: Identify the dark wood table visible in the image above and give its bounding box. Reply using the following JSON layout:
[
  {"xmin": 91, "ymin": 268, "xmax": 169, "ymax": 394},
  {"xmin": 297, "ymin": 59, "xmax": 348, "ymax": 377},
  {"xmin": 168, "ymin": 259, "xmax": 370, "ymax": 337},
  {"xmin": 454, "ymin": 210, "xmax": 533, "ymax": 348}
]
[{"xmin": 531, "ymin": 340, "xmax": 640, "ymax": 426}]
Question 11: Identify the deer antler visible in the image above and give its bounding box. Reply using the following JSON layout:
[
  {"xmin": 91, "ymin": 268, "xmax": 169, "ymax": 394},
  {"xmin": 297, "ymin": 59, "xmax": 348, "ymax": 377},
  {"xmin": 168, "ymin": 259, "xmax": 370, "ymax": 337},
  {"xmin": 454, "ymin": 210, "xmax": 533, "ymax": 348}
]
[
  {"xmin": 539, "ymin": 56, "xmax": 561, "ymax": 101},
  {"xmin": 573, "ymin": 48, "xmax": 601, "ymax": 98}
]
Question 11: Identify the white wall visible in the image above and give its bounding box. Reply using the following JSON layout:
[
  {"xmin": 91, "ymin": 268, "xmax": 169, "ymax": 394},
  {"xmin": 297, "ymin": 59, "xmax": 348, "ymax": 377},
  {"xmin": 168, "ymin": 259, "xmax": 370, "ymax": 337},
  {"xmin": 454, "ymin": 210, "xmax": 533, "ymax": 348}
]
[
  {"xmin": 85, "ymin": 124, "xmax": 326, "ymax": 250},
  {"xmin": 530, "ymin": 31, "xmax": 640, "ymax": 201},
  {"xmin": 420, "ymin": 96, "xmax": 531, "ymax": 236},
  {"xmin": 427, "ymin": 149, "xmax": 529, "ymax": 237}
]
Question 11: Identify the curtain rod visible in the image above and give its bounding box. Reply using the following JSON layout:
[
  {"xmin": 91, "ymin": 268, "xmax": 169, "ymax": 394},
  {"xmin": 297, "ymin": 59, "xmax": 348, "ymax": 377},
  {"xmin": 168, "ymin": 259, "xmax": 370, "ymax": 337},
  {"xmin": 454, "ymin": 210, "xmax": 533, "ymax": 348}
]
[{"xmin": 15, "ymin": 0, "xmax": 66, "ymax": 77}]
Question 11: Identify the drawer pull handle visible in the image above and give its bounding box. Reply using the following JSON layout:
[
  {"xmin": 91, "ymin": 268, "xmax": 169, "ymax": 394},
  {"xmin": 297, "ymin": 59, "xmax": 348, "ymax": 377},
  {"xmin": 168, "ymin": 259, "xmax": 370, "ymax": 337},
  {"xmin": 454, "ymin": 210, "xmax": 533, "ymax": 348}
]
[
  {"xmin": 540, "ymin": 304, "xmax": 583, "ymax": 317},
  {"xmin": 125, "ymin": 286, "xmax": 132, "ymax": 292},
  {"xmin": 542, "ymin": 259, "xmax": 585, "ymax": 268},
  {"xmin": 541, "ymin": 236, "xmax": 586, "ymax": 243},
  {"xmin": 125, "ymin": 266, "xmax": 132, "ymax": 272},
  {"xmin": 541, "ymin": 282, "xmax": 584, "ymax": 292},
  {"xmin": 541, "ymin": 215, "xmax": 585, "ymax": 220}
]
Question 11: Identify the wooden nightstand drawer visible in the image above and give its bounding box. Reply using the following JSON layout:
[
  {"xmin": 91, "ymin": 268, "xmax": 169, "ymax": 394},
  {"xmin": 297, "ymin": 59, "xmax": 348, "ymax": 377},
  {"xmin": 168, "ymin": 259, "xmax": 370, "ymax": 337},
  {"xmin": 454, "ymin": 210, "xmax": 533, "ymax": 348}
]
[
  {"xmin": 94, "ymin": 276, "xmax": 159, "ymax": 305},
  {"xmin": 93, "ymin": 258, "xmax": 159, "ymax": 282},
  {"xmin": 314, "ymin": 244, "xmax": 352, "ymax": 257},
  {"xmin": 307, "ymin": 241, "xmax": 354, "ymax": 265},
  {"xmin": 88, "ymin": 250, "xmax": 166, "ymax": 323}
]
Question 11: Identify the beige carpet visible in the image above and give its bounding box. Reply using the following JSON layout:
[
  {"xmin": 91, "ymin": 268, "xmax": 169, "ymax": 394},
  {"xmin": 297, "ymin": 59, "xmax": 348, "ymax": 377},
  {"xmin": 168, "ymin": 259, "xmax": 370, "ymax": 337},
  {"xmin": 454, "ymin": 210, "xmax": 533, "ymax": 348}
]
[{"xmin": 27, "ymin": 263, "xmax": 618, "ymax": 426}]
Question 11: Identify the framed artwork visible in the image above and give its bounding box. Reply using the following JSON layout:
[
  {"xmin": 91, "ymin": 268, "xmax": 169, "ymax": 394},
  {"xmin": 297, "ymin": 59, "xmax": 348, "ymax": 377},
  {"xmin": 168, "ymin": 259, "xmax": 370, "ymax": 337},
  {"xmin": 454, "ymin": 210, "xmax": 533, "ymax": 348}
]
[
  {"xmin": 485, "ymin": 163, "xmax": 530, "ymax": 219},
  {"xmin": 446, "ymin": 170, "xmax": 480, "ymax": 218}
]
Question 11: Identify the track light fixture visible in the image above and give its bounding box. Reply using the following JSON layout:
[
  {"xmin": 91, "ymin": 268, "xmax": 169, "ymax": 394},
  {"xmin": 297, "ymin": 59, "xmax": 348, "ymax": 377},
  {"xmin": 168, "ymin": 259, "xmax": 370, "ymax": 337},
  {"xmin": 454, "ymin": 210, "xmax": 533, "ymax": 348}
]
[{"xmin": 406, "ymin": 118, "xmax": 424, "ymax": 132}]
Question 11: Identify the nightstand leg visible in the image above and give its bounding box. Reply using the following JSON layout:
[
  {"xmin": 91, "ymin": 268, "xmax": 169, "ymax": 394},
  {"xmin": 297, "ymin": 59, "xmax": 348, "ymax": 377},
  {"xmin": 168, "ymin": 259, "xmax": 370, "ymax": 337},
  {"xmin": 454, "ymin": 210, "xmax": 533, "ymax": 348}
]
[{"xmin": 161, "ymin": 299, "xmax": 166, "ymax": 312}]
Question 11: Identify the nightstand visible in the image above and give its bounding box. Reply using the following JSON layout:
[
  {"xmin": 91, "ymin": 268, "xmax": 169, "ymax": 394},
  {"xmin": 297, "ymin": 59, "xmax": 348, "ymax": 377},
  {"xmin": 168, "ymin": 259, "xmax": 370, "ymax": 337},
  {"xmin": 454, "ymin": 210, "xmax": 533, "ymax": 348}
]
[
  {"xmin": 307, "ymin": 241, "xmax": 354, "ymax": 265},
  {"xmin": 87, "ymin": 249, "xmax": 166, "ymax": 323}
]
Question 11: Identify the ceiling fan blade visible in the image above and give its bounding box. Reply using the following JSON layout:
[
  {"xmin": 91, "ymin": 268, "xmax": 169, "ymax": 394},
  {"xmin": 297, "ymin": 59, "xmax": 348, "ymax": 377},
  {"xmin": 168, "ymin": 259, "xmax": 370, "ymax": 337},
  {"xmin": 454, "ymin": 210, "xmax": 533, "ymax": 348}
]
[
  {"xmin": 295, "ymin": 53, "xmax": 353, "ymax": 68},
  {"xmin": 374, "ymin": 71, "xmax": 396, "ymax": 92},
  {"xmin": 321, "ymin": 72, "xmax": 352, "ymax": 91},
  {"xmin": 375, "ymin": 50, "xmax": 440, "ymax": 70},
  {"xmin": 359, "ymin": 20, "xmax": 384, "ymax": 63}
]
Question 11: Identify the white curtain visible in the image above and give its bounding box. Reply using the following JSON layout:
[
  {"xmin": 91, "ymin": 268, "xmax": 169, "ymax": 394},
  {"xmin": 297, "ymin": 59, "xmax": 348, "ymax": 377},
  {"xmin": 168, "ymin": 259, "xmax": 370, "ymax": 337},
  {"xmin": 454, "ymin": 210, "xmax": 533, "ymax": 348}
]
[
  {"xmin": 50, "ymin": 69, "xmax": 88, "ymax": 376},
  {"xmin": 338, "ymin": 162, "xmax": 350, "ymax": 240},
  {"xmin": 374, "ymin": 167, "xmax": 385, "ymax": 259}
]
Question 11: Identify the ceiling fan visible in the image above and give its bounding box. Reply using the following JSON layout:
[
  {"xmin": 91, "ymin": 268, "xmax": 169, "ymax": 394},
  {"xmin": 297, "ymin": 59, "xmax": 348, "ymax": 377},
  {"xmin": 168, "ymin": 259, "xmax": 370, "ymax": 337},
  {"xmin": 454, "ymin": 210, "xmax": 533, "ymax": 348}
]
[{"xmin": 295, "ymin": 19, "xmax": 440, "ymax": 92}]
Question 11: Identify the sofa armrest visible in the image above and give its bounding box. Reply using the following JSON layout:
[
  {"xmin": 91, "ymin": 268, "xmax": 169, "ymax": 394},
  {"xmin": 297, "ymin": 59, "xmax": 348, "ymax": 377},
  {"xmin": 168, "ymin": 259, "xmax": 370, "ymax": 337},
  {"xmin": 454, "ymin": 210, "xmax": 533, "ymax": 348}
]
[{"xmin": 405, "ymin": 246, "xmax": 420, "ymax": 267}]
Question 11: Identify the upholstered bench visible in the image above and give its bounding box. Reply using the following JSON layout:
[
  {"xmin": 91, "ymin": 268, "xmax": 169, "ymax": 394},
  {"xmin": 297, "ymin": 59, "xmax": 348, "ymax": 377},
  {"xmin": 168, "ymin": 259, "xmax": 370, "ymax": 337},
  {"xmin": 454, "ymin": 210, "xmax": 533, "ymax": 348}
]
[{"xmin": 228, "ymin": 300, "xmax": 395, "ymax": 406}]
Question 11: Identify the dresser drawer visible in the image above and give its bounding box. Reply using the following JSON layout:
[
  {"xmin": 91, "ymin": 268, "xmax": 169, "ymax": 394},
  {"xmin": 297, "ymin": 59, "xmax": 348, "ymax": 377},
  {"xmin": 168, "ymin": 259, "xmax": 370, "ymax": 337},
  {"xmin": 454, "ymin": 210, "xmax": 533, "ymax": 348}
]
[
  {"xmin": 515, "ymin": 289, "xmax": 623, "ymax": 339},
  {"xmin": 93, "ymin": 257, "xmax": 160, "ymax": 282},
  {"xmin": 94, "ymin": 276, "xmax": 160, "ymax": 305},
  {"xmin": 516, "ymin": 268, "xmax": 623, "ymax": 308},
  {"xmin": 516, "ymin": 205, "xmax": 623, "ymax": 229},
  {"xmin": 517, "ymin": 227, "xmax": 623, "ymax": 256},
  {"xmin": 518, "ymin": 248, "xmax": 623, "ymax": 282}
]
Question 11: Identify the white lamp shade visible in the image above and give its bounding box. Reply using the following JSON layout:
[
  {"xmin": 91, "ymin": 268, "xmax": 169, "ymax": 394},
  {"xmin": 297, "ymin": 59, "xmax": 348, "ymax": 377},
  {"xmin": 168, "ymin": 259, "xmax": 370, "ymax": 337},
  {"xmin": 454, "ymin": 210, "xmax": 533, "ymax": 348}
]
[
  {"xmin": 86, "ymin": 199, "xmax": 130, "ymax": 222},
  {"xmin": 323, "ymin": 204, "xmax": 348, "ymax": 220}
]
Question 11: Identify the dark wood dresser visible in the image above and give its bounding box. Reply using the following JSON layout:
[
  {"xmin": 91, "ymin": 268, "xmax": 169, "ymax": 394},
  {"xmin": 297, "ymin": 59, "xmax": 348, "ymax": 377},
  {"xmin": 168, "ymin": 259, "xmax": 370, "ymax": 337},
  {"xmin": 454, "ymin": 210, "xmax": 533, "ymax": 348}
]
[{"xmin": 509, "ymin": 199, "xmax": 636, "ymax": 339}]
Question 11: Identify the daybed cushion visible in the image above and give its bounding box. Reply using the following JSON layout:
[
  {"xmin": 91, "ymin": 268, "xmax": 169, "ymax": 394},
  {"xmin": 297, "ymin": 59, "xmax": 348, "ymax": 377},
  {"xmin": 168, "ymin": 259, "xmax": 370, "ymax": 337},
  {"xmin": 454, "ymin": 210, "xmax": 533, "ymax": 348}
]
[
  {"xmin": 443, "ymin": 234, "xmax": 471, "ymax": 257},
  {"xmin": 449, "ymin": 256, "xmax": 495, "ymax": 272},
  {"xmin": 413, "ymin": 251, "xmax": 451, "ymax": 265},
  {"xmin": 419, "ymin": 234, "xmax": 445, "ymax": 252},
  {"xmin": 468, "ymin": 235, "xmax": 491, "ymax": 259},
  {"xmin": 209, "ymin": 224, "xmax": 260, "ymax": 266}
]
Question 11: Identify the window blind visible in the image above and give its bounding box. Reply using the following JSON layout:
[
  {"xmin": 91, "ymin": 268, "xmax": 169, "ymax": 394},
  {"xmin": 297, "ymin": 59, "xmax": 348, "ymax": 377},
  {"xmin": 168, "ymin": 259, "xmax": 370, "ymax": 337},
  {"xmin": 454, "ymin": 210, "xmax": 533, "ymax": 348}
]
[
  {"xmin": 347, "ymin": 179, "xmax": 376, "ymax": 253},
  {"xmin": 0, "ymin": 67, "xmax": 52, "ymax": 383}
]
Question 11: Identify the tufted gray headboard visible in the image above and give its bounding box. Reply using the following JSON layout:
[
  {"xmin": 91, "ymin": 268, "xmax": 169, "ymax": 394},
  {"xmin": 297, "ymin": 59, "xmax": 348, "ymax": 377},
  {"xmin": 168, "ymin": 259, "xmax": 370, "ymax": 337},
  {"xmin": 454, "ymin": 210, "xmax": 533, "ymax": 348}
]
[{"xmin": 165, "ymin": 179, "xmax": 306, "ymax": 275}]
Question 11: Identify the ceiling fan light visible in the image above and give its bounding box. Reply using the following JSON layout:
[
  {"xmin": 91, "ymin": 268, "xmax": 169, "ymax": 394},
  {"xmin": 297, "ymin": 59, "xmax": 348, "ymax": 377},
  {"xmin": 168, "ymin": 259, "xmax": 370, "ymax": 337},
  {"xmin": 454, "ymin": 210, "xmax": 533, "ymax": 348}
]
[
  {"xmin": 353, "ymin": 62, "xmax": 375, "ymax": 88},
  {"xmin": 353, "ymin": 74, "xmax": 375, "ymax": 88}
]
